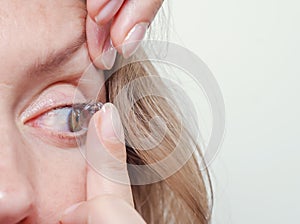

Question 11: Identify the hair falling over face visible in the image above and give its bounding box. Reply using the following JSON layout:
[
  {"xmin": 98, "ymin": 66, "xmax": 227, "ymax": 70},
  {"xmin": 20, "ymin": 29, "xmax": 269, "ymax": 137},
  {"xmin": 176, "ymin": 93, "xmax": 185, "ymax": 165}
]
[{"xmin": 105, "ymin": 55, "xmax": 213, "ymax": 224}]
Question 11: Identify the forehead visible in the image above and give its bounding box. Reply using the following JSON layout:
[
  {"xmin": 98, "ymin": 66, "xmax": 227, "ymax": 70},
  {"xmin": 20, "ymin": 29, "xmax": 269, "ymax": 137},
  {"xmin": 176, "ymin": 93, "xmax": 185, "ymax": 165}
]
[{"xmin": 0, "ymin": 0, "xmax": 86, "ymax": 79}]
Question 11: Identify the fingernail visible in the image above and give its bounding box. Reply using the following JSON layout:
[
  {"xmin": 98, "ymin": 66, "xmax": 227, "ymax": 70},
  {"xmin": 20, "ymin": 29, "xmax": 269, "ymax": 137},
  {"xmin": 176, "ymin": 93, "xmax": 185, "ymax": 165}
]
[
  {"xmin": 101, "ymin": 38, "xmax": 117, "ymax": 70},
  {"xmin": 95, "ymin": 0, "xmax": 123, "ymax": 25},
  {"xmin": 62, "ymin": 202, "xmax": 83, "ymax": 216},
  {"xmin": 86, "ymin": 103, "xmax": 127, "ymax": 181},
  {"xmin": 100, "ymin": 103, "xmax": 124, "ymax": 144},
  {"xmin": 122, "ymin": 22, "xmax": 149, "ymax": 59}
]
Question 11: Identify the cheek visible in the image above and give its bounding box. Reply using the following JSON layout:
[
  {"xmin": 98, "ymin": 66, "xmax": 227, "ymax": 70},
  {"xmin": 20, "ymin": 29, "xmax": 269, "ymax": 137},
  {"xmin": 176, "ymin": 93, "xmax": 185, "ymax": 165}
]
[{"xmin": 33, "ymin": 149, "xmax": 86, "ymax": 221}]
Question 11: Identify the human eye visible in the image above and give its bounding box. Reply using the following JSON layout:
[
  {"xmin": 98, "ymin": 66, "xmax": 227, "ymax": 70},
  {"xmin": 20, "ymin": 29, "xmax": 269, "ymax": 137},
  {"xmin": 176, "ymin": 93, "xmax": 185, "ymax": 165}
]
[
  {"xmin": 21, "ymin": 84, "xmax": 103, "ymax": 148},
  {"xmin": 29, "ymin": 101, "xmax": 103, "ymax": 135},
  {"xmin": 26, "ymin": 104, "xmax": 89, "ymax": 148},
  {"xmin": 32, "ymin": 106, "xmax": 82, "ymax": 133}
]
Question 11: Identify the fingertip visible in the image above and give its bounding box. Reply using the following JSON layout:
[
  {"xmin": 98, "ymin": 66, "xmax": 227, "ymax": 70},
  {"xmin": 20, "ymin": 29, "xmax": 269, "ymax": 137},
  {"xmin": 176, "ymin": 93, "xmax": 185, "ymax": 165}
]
[
  {"xmin": 110, "ymin": 0, "xmax": 158, "ymax": 56},
  {"xmin": 96, "ymin": 38, "xmax": 117, "ymax": 70},
  {"xmin": 86, "ymin": 15, "xmax": 111, "ymax": 68},
  {"xmin": 86, "ymin": 103, "xmax": 132, "ymax": 201},
  {"xmin": 100, "ymin": 103, "xmax": 125, "ymax": 147},
  {"xmin": 86, "ymin": 103, "xmax": 125, "ymax": 163}
]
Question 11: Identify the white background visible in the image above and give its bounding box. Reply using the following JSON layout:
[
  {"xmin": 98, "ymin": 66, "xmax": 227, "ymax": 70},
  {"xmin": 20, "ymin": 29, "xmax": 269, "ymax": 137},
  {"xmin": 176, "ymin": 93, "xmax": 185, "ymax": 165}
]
[{"xmin": 163, "ymin": 0, "xmax": 300, "ymax": 223}]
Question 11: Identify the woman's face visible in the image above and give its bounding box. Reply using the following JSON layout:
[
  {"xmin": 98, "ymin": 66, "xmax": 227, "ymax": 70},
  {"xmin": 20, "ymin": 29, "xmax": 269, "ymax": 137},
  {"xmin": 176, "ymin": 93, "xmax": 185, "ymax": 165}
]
[{"xmin": 0, "ymin": 1, "xmax": 105, "ymax": 223}]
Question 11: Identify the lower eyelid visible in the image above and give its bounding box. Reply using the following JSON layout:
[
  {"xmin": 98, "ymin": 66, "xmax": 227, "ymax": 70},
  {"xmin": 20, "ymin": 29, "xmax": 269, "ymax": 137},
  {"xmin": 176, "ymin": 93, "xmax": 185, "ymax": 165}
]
[{"xmin": 26, "ymin": 124, "xmax": 87, "ymax": 149}]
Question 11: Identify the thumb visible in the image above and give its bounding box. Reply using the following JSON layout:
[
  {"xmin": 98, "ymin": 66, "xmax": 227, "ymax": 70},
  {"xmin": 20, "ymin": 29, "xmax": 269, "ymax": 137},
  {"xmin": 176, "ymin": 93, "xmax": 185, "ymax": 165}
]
[{"xmin": 85, "ymin": 103, "xmax": 134, "ymax": 206}]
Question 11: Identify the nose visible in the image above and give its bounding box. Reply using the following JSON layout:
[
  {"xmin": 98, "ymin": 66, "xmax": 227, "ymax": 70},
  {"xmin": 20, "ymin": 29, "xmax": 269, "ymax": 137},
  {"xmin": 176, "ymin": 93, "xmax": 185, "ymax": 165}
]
[
  {"xmin": 0, "ymin": 184, "xmax": 34, "ymax": 223},
  {"xmin": 0, "ymin": 133, "xmax": 35, "ymax": 223}
]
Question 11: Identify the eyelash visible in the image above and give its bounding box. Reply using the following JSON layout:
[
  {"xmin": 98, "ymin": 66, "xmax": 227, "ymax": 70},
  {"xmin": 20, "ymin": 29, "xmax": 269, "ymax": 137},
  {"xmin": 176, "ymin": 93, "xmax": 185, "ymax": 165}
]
[
  {"xmin": 25, "ymin": 102, "xmax": 103, "ymax": 148},
  {"xmin": 26, "ymin": 104, "xmax": 87, "ymax": 148}
]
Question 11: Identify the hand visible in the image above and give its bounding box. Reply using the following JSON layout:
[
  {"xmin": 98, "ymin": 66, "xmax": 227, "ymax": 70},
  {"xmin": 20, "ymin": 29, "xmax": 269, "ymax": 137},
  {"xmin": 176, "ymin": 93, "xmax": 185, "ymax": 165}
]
[
  {"xmin": 60, "ymin": 103, "xmax": 146, "ymax": 224},
  {"xmin": 86, "ymin": 0, "xmax": 164, "ymax": 69}
]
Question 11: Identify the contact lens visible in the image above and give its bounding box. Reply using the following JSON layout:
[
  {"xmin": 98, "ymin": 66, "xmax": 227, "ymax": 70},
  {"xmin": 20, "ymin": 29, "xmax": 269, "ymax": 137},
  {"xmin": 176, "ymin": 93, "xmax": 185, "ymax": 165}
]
[{"xmin": 69, "ymin": 102, "xmax": 103, "ymax": 132}]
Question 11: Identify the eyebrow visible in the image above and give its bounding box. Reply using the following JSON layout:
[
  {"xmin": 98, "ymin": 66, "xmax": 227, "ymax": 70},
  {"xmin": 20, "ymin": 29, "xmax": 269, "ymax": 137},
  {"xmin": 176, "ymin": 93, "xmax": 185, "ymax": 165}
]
[{"xmin": 26, "ymin": 29, "xmax": 86, "ymax": 78}]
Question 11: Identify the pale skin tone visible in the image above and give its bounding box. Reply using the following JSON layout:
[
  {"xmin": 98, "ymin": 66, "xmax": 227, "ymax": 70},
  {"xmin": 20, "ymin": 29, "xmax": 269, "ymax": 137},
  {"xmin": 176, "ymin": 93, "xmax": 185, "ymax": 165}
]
[
  {"xmin": 0, "ymin": 0, "xmax": 162, "ymax": 223},
  {"xmin": 86, "ymin": 0, "xmax": 163, "ymax": 69}
]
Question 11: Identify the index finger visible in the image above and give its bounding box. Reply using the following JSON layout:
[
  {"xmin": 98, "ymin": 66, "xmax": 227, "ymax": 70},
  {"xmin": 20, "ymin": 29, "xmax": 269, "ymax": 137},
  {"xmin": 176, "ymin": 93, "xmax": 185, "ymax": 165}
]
[{"xmin": 85, "ymin": 103, "xmax": 134, "ymax": 206}]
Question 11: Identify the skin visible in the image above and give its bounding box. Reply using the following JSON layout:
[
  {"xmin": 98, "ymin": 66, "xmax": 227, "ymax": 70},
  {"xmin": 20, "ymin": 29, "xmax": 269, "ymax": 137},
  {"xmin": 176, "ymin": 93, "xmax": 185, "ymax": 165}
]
[
  {"xmin": 0, "ymin": 0, "xmax": 91, "ymax": 223},
  {"xmin": 0, "ymin": 0, "xmax": 162, "ymax": 223},
  {"xmin": 86, "ymin": 0, "xmax": 164, "ymax": 69}
]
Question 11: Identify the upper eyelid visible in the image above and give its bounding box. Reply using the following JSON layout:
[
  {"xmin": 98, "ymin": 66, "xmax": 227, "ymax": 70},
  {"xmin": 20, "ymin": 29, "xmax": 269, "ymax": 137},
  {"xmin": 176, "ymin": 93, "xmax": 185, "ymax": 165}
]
[
  {"xmin": 21, "ymin": 94, "xmax": 73, "ymax": 123},
  {"xmin": 20, "ymin": 84, "xmax": 87, "ymax": 123}
]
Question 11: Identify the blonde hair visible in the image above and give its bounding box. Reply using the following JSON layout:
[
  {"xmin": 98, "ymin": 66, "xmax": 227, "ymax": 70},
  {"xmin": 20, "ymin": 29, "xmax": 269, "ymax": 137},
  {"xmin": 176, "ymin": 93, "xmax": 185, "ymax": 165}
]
[{"xmin": 105, "ymin": 55, "xmax": 213, "ymax": 223}]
